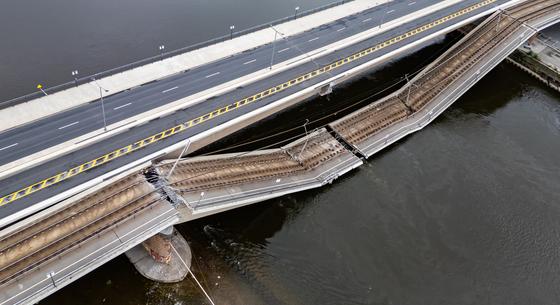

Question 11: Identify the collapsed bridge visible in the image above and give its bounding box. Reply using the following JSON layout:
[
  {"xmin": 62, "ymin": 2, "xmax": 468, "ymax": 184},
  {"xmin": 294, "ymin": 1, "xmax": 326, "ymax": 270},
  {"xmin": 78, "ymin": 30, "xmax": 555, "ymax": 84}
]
[{"xmin": 1, "ymin": 0, "xmax": 559, "ymax": 304}]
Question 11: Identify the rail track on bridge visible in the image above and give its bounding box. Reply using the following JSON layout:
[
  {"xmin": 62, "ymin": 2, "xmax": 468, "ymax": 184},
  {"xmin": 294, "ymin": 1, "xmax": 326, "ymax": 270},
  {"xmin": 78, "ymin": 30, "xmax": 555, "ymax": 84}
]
[
  {"xmin": 159, "ymin": 129, "xmax": 349, "ymax": 195},
  {"xmin": 0, "ymin": 174, "xmax": 167, "ymax": 286},
  {"xmin": 330, "ymin": 0, "xmax": 560, "ymax": 147}
]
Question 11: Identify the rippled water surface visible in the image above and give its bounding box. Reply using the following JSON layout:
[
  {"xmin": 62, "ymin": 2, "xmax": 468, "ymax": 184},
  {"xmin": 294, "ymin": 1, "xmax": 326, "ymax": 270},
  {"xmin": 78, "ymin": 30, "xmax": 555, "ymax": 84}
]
[{"xmin": 2, "ymin": 1, "xmax": 560, "ymax": 304}]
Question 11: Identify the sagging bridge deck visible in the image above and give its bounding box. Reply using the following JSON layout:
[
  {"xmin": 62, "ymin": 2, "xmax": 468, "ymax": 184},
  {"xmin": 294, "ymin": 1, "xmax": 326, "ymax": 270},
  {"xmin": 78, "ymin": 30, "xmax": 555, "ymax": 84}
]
[{"xmin": 1, "ymin": 1, "xmax": 559, "ymax": 303}]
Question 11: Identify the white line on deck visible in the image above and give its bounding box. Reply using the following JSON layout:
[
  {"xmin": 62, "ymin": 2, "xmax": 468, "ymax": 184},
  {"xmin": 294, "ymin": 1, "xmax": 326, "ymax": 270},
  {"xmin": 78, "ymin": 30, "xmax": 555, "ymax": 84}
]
[
  {"xmin": 243, "ymin": 59, "xmax": 257, "ymax": 65},
  {"xmin": 113, "ymin": 102, "xmax": 132, "ymax": 110},
  {"xmin": 205, "ymin": 72, "xmax": 220, "ymax": 78},
  {"xmin": 58, "ymin": 121, "xmax": 79, "ymax": 130},
  {"xmin": 387, "ymin": 9, "xmax": 395, "ymax": 13},
  {"xmin": 362, "ymin": 18, "xmax": 372, "ymax": 22},
  {"xmin": 0, "ymin": 143, "xmax": 18, "ymax": 151},
  {"xmin": 337, "ymin": 27, "xmax": 346, "ymax": 32},
  {"xmin": 308, "ymin": 37, "xmax": 319, "ymax": 42},
  {"xmin": 162, "ymin": 86, "xmax": 179, "ymax": 93},
  {"xmin": 278, "ymin": 47, "xmax": 290, "ymax": 53},
  {"xmin": 408, "ymin": 1, "xmax": 416, "ymax": 5}
]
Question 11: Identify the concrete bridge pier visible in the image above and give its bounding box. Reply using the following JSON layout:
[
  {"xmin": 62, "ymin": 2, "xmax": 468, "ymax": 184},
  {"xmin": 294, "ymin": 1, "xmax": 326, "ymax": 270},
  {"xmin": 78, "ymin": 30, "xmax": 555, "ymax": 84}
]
[{"xmin": 125, "ymin": 226, "xmax": 192, "ymax": 283}]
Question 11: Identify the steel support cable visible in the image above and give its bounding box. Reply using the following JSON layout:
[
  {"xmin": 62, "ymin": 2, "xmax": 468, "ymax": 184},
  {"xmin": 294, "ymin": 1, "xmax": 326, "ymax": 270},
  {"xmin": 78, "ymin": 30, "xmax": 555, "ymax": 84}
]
[
  {"xmin": 170, "ymin": 244, "xmax": 217, "ymax": 305},
  {"xmin": 190, "ymin": 251, "xmax": 214, "ymax": 302}
]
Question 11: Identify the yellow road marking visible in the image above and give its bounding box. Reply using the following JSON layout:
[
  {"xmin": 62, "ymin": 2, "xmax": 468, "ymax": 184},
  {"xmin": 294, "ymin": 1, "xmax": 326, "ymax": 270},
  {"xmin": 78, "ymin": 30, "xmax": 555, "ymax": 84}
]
[{"xmin": 0, "ymin": 0, "xmax": 497, "ymax": 207}]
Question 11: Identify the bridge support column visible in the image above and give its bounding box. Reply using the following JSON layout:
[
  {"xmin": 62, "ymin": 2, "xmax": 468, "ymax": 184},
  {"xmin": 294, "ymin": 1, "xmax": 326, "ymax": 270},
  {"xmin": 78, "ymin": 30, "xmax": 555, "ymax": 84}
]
[
  {"xmin": 125, "ymin": 226, "xmax": 192, "ymax": 283},
  {"xmin": 159, "ymin": 225, "xmax": 174, "ymax": 236}
]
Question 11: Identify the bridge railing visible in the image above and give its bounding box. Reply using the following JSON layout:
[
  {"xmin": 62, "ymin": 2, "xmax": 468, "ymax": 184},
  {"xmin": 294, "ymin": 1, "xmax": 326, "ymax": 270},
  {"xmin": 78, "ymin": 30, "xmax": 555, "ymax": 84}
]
[{"xmin": 0, "ymin": 0, "xmax": 353, "ymax": 110}]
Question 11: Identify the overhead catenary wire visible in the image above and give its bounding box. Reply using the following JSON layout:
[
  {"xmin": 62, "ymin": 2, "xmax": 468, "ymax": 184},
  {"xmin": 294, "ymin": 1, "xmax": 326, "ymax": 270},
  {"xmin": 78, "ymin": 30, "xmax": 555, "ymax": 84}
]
[
  {"xmin": 195, "ymin": 30, "xmax": 473, "ymax": 157},
  {"xmin": 163, "ymin": 9, "xmax": 535, "ymax": 185},
  {"xmin": 170, "ymin": 243, "xmax": 217, "ymax": 305}
]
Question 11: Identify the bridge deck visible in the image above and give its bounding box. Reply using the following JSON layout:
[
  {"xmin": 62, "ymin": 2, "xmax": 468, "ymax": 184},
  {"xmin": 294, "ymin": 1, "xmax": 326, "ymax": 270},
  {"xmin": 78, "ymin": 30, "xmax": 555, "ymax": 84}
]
[
  {"xmin": 0, "ymin": 0, "xmax": 519, "ymax": 227},
  {"xmin": 0, "ymin": 173, "xmax": 178, "ymax": 305},
  {"xmin": 331, "ymin": 0, "xmax": 560, "ymax": 158},
  {"xmin": 157, "ymin": 128, "xmax": 362, "ymax": 217},
  {"xmin": 0, "ymin": 1, "xmax": 559, "ymax": 303}
]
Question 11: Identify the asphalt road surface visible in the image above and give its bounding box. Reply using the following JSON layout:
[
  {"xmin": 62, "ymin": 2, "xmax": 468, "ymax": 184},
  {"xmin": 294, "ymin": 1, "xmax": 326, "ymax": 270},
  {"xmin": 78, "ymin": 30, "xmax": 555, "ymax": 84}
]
[{"xmin": 0, "ymin": 0, "xmax": 449, "ymax": 165}]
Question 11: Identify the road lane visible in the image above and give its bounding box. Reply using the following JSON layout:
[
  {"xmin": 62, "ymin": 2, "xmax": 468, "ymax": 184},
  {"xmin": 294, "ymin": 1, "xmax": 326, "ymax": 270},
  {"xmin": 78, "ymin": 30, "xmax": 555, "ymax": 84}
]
[{"xmin": 0, "ymin": 0, "xmax": 441, "ymax": 166}]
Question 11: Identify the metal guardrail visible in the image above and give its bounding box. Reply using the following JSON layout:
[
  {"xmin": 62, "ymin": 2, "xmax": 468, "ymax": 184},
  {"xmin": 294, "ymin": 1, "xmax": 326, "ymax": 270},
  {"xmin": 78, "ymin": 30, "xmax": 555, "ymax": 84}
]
[{"xmin": 0, "ymin": 0, "xmax": 354, "ymax": 110}]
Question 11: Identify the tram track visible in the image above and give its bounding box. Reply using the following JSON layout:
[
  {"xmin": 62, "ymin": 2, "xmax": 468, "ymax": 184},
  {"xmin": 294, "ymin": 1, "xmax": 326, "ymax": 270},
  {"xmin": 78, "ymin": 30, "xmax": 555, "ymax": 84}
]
[
  {"xmin": 0, "ymin": 174, "xmax": 166, "ymax": 285},
  {"xmin": 330, "ymin": 0, "xmax": 560, "ymax": 146}
]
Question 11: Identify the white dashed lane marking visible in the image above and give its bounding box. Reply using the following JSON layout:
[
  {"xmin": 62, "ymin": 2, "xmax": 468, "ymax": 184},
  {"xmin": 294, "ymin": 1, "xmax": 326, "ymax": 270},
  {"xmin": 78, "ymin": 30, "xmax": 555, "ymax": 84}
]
[
  {"xmin": 58, "ymin": 121, "xmax": 79, "ymax": 130},
  {"xmin": 0, "ymin": 143, "xmax": 18, "ymax": 151},
  {"xmin": 162, "ymin": 86, "xmax": 179, "ymax": 93},
  {"xmin": 113, "ymin": 103, "xmax": 132, "ymax": 110},
  {"xmin": 205, "ymin": 72, "xmax": 220, "ymax": 78}
]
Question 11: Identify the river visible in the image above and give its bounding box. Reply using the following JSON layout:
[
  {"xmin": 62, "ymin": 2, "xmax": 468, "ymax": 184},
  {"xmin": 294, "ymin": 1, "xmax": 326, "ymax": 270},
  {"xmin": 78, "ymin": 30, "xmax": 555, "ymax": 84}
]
[{"xmin": 2, "ymin": 1, "xmax": 560, "ymax": 304}]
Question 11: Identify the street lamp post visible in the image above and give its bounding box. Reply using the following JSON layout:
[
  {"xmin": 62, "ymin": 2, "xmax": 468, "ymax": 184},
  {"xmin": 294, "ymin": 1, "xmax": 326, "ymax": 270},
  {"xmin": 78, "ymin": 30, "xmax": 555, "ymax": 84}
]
[
  {"xmin": 158, "ymin": 45, "xmax": 165, "ymax": 61},
  {"xmin": 91, "ymin": 77, "xmax": 109, "ymax": 132},
  {"xmin": 71, "ymin": 70, "xmax": 79, "ymax": 87},
  {"xmin": 229, "ymin": 25, "xmax": 235, "ymax": 40},
  {"xmin": 294, "ymin": 6, "xmax": 300, "ymax": 20},
  {"xmin": 36, "ymin": 84, "xmax": 48, "ymax": 96},
  {"xmin": 379, "ymin": 3, "xmax": 388, "ymax": 28},
  {"xmin": 269, "ymin": 27, "xmax": 278, "ymax": 70}
]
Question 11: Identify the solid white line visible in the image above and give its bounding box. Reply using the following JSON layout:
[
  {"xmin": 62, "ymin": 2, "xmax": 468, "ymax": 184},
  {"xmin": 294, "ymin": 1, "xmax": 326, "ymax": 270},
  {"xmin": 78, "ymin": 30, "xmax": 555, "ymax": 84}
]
[
  {"xmin": 362, "ymin": 18, "xmax": 372, "ymax": 22},
  {"xmin": 58, "ymin": 121, "xmax": 79, "ymax": 130},
  {"xmin": 113, "ymin": 102, "xmax": 132, "ymax": 110},
  {"xmin": 308, "ymin": 37, "xmax": 320, "ymax": 42},
  {"xmin": 278, "ymin": 47, "xmax": 290, "ymax": 53},
  {"xmin": 243, "ymin": 59, "xmax": 257, "ymax": 65},
  {"xmin": 205, "ymin": 72, "xmax": 220, "ymax": 78},
  {"xmin": 337, "ymin": 27, "xmax": 346, "ymax": 32},
  {"xmin": 0, "ymin": 143, "xmax": 18, "ymax": 151},
  {"xmin": 387, "ymin": 9, "xmax": 395, "ymax": 14},
  {"xmin": 162, "ymin": 86, "xmax": 179, "ymax": 93},
  {"xmin": 409, "ymin": 1, "xmax": 416, "ymax": 5}
]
